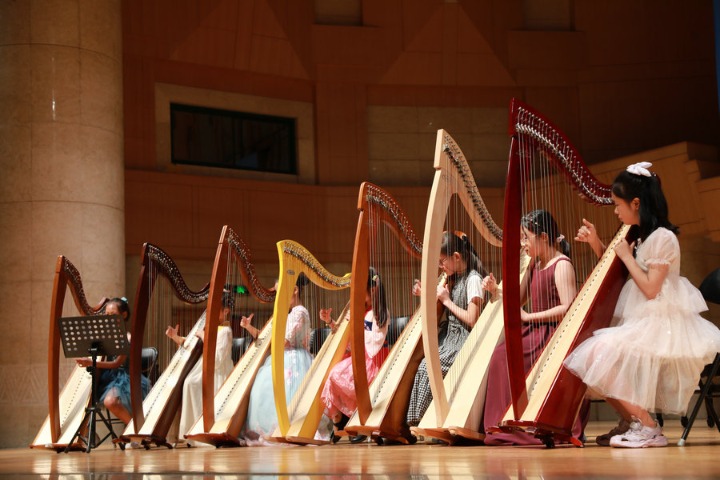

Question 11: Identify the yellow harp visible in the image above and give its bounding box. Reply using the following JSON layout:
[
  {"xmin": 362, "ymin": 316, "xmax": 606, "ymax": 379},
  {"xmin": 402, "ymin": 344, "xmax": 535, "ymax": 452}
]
[
  {"xmin": 185, "ymin": 226, "xmax": 276, "ymax": 446},
  {"xmin": 270, "ymin": 240, "xmax": 351, "ymax": 444},
  {"xmin": 31, "ymin": 256, "xmax": 109, "ymax": 450}
]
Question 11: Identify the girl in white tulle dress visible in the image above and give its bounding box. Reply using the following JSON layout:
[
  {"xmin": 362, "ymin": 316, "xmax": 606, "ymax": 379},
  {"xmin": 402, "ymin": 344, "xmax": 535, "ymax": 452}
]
[{"xmin": 565, "ymin": 162, "xmax": 720, "ymax": 448}]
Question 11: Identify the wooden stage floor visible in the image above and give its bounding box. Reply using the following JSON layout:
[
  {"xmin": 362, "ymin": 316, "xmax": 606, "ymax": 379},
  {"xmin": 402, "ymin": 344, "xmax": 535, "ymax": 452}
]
[{"xmin": 6, "ymin": 421, "xmax": 720, "ymax": 479}]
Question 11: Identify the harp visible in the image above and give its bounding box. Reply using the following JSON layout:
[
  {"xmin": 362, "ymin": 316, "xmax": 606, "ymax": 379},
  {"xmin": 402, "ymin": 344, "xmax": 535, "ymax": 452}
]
[
  {"xmin": 413, "ymin": 130, "xmax": 527, "ymax": 443},
  {"xmin": 184, "ymin": 226, "xmax": 276, "ymax": 447},
  {"xmin": 342, "ymin": 182, "xmax": 423, "ymax": 444},
  {"xmin": 122, "ymin": 243, "xmax": 210, "ymax": 448},
  {"xmin": 31, "ymin": 256, "xmax": 109, "ymax": 450},
  {"xmin": 495, "ymin": 98, "xmax": 634, "ymax": 446},
  {"xmin": 269, "ymin": 240, "xmax": 352, "ymax": 444}
]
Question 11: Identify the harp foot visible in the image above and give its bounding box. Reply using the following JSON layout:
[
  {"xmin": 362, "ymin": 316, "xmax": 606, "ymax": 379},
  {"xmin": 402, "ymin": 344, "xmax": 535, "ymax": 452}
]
[{"xmin": 542, "ymin": 437, "xmax": 555, "ymax": 449}]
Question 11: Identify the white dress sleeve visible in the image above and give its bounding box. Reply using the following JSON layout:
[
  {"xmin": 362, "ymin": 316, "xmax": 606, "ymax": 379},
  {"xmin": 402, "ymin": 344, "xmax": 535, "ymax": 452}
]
[
  {"xmin": 285, "ymin": 305, "xmax": 310, "ymax": 348},
  {"xmin": 466, "ymin": 273, "xmax": 484, "ymax": 303},
  {"xmin": 642, "ymin": 228, "xmax": 679, "ymax": 267},
  {"xmin": 364, "ymin": 310, "xmax": 388, "ymax": 359},
  {"xmin": 215, "ymin": 326, "xmax": 233, "ymax": 365}
]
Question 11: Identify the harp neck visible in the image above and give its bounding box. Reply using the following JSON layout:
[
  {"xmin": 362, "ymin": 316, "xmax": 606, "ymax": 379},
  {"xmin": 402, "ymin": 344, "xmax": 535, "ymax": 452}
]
[{"xmin": 419, "ymin": 129, "xmax": 503, "ymax": 424}]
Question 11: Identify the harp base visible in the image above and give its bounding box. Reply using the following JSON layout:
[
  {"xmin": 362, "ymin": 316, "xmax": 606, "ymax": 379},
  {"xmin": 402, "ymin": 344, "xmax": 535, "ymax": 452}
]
[
  {"xmin": 184, "ymin": 432, "xmax": 242, "ymax": 448},
  {"xmin": 285, "ymin": 435, "xmax": 329, "ymax": 446},
  {"xmin": 493, "ymin": 419, "xmax": 584, "ymax": 448},
  {"xmin": 118, "ymin": 434, "xmax": 173, "ymax": 450},
  {"xmin": 347, "ymin": 424, "xmax": 417, "ymax": 445}
]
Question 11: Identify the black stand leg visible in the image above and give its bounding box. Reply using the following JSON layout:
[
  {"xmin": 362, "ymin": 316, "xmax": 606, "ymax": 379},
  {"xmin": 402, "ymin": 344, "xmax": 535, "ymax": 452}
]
[
  {"xmin": 64, "ymin": 348, "xmax": 119, "ymax": 453},
  {"xmin": 678, "ymin": 353, "xmax": 720, "ymax": 446}
]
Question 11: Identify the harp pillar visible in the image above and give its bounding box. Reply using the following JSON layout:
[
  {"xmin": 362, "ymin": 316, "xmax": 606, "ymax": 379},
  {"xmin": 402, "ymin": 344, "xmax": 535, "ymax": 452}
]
[{"xmin": 0, "ymin": 1, "xmax": 125, "ymax": 448}]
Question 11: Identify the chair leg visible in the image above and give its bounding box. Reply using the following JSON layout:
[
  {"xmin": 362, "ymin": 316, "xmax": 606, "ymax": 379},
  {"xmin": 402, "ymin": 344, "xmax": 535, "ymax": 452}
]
[{"xmin": 678, "ymin": 353, "xmax": 720, "ymax": 446}]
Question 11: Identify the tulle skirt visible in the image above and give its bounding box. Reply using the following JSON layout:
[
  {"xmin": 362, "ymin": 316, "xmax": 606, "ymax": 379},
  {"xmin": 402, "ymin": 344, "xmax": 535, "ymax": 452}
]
[
  {"xmin": 564, "ymin": 276, "xmax": 720, "ymax": 415},
  {"xmin": 245, "ymin": 348, "xmax": 313, "ymax": 437},
  {"xmin": 99, "ymin": 368, "xmax": 150, "ymax": 413}
]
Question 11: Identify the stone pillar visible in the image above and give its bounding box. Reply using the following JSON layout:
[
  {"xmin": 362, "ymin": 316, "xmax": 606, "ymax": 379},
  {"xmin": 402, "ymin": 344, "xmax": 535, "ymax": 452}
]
[{"xmin": 0, "ymin": 0, "xmax": 124, "ymax": 448}]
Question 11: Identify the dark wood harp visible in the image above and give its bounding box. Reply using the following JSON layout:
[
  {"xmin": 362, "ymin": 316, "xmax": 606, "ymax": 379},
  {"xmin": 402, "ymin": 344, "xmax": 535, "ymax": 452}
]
[
  {"xmin": 271, "ymin": 240, "xmax": 352, "ymax": 444},
  {"xmin": 31, "ymin": 256, "xmax": 109, "ymax": 450},
  {"xmin": 498, "ymin": 98, "xmax": 634, "ymax": 446},
  {"xmin": 123, "ymin": 243, "xmax": 210, "ymax": 448},
  {"xmin": 343, "ymin": 182, "xmax": 424, "ymax": 444},
  {"xmin": 414, "ymin": 130, "xmax": 527, "ymax": 443},
  {"xmin": 185, "ymin": 226, "xmax": 276, "ymax": 446}
]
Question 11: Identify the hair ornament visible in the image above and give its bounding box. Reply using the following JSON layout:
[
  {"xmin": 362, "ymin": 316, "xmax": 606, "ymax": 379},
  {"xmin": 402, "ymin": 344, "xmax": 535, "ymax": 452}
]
[
  {"xmin": 372, "ymin": 275, "xmax": 379, "ymax": 282},
  {"xmin": 626, "ymin": 161, "xmax": 653, "ymax": 177},
  {"xmin": 556, "ymin": 234, "xmax": 565, "ymax": 243}
]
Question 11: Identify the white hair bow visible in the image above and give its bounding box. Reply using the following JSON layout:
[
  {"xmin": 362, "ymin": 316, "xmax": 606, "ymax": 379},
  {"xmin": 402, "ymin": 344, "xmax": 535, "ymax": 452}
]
[{"xmin": 626, "ymin": 161, "xmax": 653, "ymax": 177}]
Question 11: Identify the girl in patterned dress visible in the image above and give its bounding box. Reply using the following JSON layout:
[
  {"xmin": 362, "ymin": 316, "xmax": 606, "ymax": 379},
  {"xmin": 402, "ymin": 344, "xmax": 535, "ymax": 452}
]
[
  {"xmin": 406, "ymin": 232, "xmax": 486, "ymax": 427},
  {"xmin": 565, "ymin": 162, "xmax": 720, "ymax": 448}
]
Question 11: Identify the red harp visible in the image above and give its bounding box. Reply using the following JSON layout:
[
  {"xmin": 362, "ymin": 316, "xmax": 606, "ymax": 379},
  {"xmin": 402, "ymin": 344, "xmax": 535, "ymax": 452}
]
[
  {"xmin": 343, "ymin": 182, "xmax": 424, "ymax": 444},
  {"xmin": 498, "ymin": 98, "xmax": 635, "ymax": 446},
  {"xmin": 185, "ymin": 226, "xmax": 276, "ymax": 446},
  {"xmin": 31, "ymin": 256, "xmax": 109, "ymax": 450},
  {"xmin": 123, "ymin": 243, "xmax": 210, "ymax": 448}
]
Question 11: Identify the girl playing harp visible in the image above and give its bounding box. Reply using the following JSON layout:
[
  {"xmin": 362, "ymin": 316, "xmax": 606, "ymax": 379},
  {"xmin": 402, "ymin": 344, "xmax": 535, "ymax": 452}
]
[
  {"xmin": 483, "ymin": 209, "xmax": 586, "ymax": 445},
  {"xmin": 166, "ymin": 290, "xmax": 234, "ymax": 445},
  {"xmin": 407, "ymin": 231, "xmax": 485, "ymax": 427},
  {"xmin": 243, "ymin": 273, "xmax": 313, "ymax": 440},
  {"xmin": 564, "ymin": 163, "xmax": 720, "ymax": 448},
  {"xmin": 321, "ymin": 267, "xmax": 389, "ymax": 443}
]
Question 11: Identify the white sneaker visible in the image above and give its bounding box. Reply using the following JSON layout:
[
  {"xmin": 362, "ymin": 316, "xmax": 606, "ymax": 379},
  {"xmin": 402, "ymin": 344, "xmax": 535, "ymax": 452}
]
[{"xmin": 609, "ymin": 419, "xmax": 668, "ymax": 448}]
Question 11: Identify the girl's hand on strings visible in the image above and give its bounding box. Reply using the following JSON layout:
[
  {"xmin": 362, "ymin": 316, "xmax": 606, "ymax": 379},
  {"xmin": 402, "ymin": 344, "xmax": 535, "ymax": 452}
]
[
  {"xmin": 240, "ymin": 313, "xmax": 254, "ymax": 330},
  {"xmin": 319, "ymin": 308, "xmax": 333, "ymax": 325},
  {"xmin": 482, "ymin": 273, "xmax": 497, "ymax": 297},
  {"xmin": 614, "ymin": 238, "xmax": 635, "ymax": 262},
  {"xmin": 412, "ymin": 279, "xmax": 421, "ymax": 296},
  {"xmin": 436, "ymin": 282, "xmax": 450, "ymax": 304}
]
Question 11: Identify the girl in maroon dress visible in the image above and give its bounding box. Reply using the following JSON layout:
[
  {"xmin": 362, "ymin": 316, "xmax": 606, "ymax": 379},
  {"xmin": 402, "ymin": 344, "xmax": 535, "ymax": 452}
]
[{"xmin": 481, "ymin": 209, "xmax": 583, "ymax": 445}]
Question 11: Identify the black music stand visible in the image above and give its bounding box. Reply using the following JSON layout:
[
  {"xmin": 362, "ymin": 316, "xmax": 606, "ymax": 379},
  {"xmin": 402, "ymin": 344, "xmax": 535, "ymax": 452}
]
[{"xmin": 59, "ymin": 314, "xmax": 130, "ymax": 453}]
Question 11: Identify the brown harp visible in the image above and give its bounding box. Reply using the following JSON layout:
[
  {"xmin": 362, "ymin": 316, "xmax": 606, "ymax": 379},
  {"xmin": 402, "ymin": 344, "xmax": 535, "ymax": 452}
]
[
  {"xmin": 122, "ymin": 243, "xmax": 210, "ymax": 448},
  {"xmin": 31, "ymin": 256, "xmax": 109, "ymax": 450},
  {"xmin": 496, "ymin": 98, "xmax": 634, "ymax": 446},
  {"xmin": 343, "ymin": 182, "xmax": 423, "ymax": 444},
  {"xmin": 414, "ymin": 130, "xmax": 520, "ymax": 443},
  {"xmin": 185, "ymin": 226, "xmax": 276, "ymax": 446},
  {"xmin": 271, "ymin": 240, "xmax": 352, "ymax": 444}
]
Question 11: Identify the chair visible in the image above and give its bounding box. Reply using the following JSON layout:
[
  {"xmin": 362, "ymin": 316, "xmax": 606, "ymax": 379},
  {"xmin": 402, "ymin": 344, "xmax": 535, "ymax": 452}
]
[
  {"xmin": 677, "ymin": 268, "xmax": 720, "ymax": 446},
  {"xmin": 386, "ymin": 316, "xmax": 410, "ymax": 348},
  {"xmin": 231, "ymin": 337, "xmax": 252, "ymax": 364},
  {"xmin": 309, "ymin": 327, "xmax": 331, "ymax": 355}
]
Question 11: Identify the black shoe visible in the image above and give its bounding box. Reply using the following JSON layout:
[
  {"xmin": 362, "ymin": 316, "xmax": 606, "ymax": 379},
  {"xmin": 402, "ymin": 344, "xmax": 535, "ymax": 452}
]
[
  {"xmin": 349, "ymin": 435, "xmax": 367, "ymax": 444},
  {"xmin": 333, "ymin": 414, "xmax": 350, "ymax": 431},
  {"xmin": 332, "ymin": 433, "xmax": 342, "ymax": 444}
]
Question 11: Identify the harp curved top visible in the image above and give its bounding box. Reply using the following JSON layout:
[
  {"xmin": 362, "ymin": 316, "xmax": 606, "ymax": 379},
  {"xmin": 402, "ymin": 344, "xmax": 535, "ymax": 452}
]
[
  {"xmin": 350, "ymin": 182, "xmax": 424, "ymax": 423},
  {"xmin": 129, "ymin": 242, "xmax": 210, "ymax": 430},
  {"xmin": 509, "ymin": 98, "xmax": 612, "ymax": 206},
  {"xmin": 420, "ymin": 129, "xmax": 504, "ymax": 424},
  {"xmin": 271, "ymin": 240, "xmax": 351, "ymax": 435},
  {"xmin": 502, "ymin": 98, "xmax": 617, "ymax": 424},
  {"xmin": 46, "ymin": 255, "xmax": 109, "ymax": 443},
  {"xmin": 201, "ymin": 226, "xmax": 277, "ymax": 429}
]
